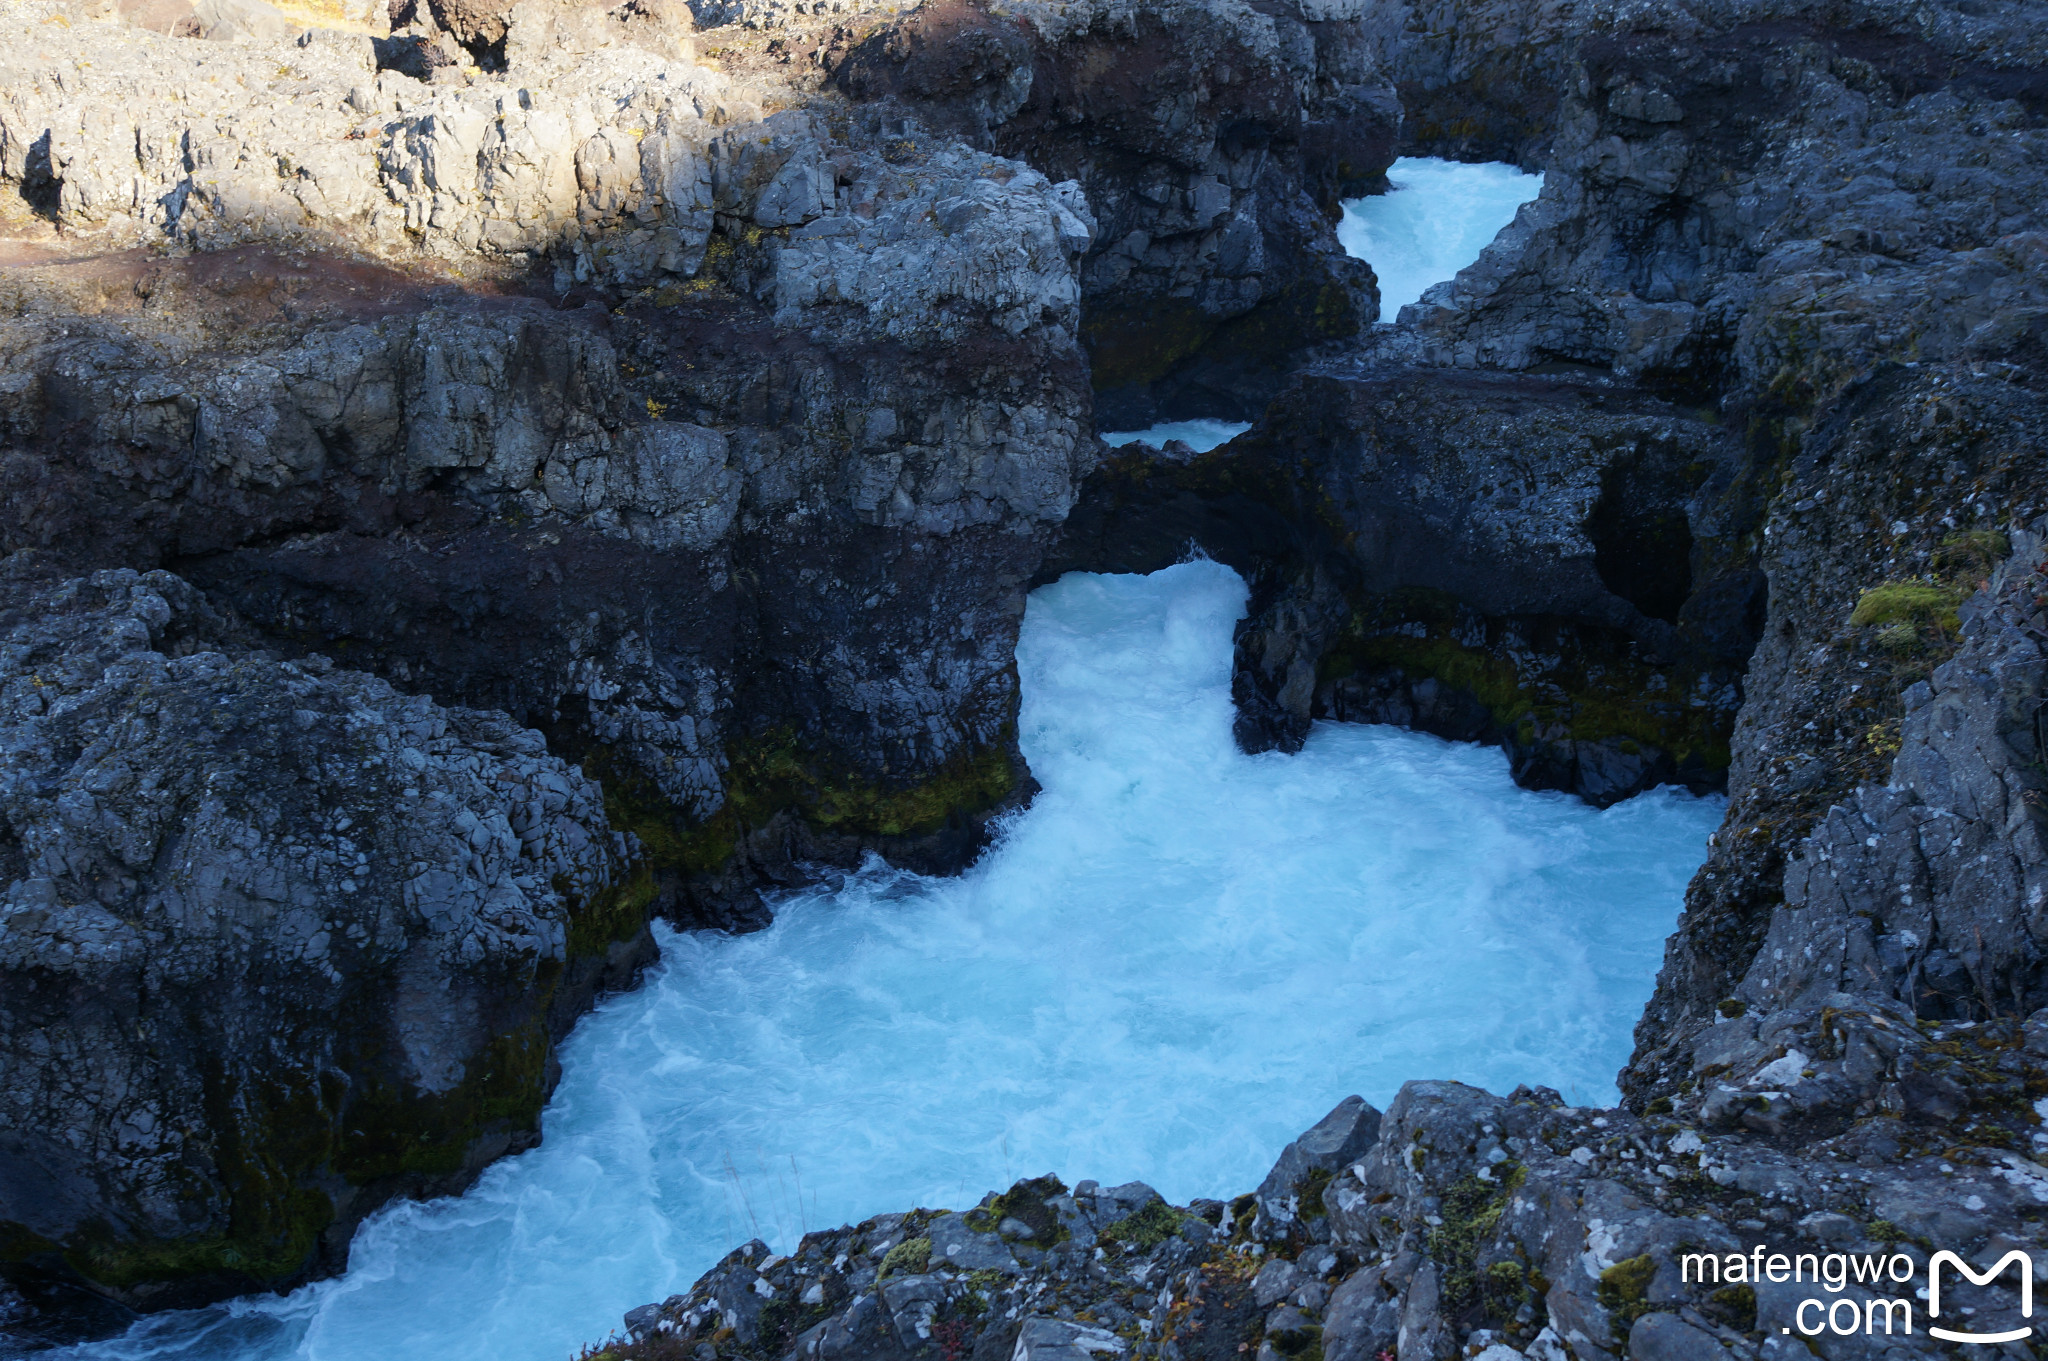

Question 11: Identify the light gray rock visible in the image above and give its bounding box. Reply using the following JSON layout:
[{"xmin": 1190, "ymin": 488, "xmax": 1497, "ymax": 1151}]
[
  {"xmin": 928, "ymin": 1212, "xmax": 1022, "ymax": 1274},
  {"xmin": 1253, "ymin": 1259, "xmax": 1303, "ymax": 1308},
  {"xmin": 1628, "ymin": 1312, "xmax": 1725, "ymax": 1361},
  {"xmin": 1012, "ymin": 1318, "xmax": 1126, "ymax": 1361},
  {"xmin": 1252, "ymin": 1094, "xmax": 1382, "ymax": 1237}
]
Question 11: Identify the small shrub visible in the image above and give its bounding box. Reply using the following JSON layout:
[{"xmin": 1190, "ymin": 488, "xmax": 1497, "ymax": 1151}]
[
  {"xmin": 1100, "ymin": 1200, "xmax": 1187, "ymax": 1254},
  {"xmin": 1935, "ymin": 529, "xmax": 2008, "ymax": 577},
  {"xmin": 1708, "ymin": 1284, "xmax": 1756, "ymax": 1331}
]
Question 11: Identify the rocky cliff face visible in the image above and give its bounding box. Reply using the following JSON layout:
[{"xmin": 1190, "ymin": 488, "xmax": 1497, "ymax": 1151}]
[
  {"xmin": 0, "ymin": 0, "xmax": 1103, "ymax": 1327},
  {"xmin": 591, "ymin": 0, "xmax": 2048, "ymax": 1354},
  {"xmin": 6, "ymin": 0, "xmax": 2048, "ymax": 1344},
  {"xmin": 830, "ymin": 0, "xmax": 1397, "ymax": 424},
  {"xmin": 0, "ymin": 563, "xmax": 644, "ymax": 1326},
  {"xmin": 0, "ymin": 0, "xmax": 1403, "ymax": 1327},
  {"xmin": 0, "ymin": 0, "xmax": 1101, "ymax": 906}
]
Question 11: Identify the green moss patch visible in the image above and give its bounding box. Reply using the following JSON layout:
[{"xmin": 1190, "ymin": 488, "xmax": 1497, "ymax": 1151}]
[
  {"xmin": 1849, "ymin": 581, "xmax": 1964, "ymax": 630},
  {"xmin": 879, "ymin": 1236, "xmax": 933, "ymax": 1278},
  {"xmin": 565, "ymin": 862, "xmax": 660, "ymax": 959},
  {"xmin": 582, "ymin": 728, "xmax": 1020, "ymax": 890},
  {"xmin": 1099, "ymin": 1200, "xmax": 1188, "ymax": 1255},
  {"xmin": 721, "ymin": 729, "xmax": 1017, "ymax": 841},
  {"xmin": 332, "ymin": 1019, "xmax": 548, "ymax": 1185},
  {"xmin": 1317, "ymin": 589, "xmax": 1733, "ymax": 777},
  {"xmin": 1084, "ymin": 297, "xmax": 1219, "ymax": 392},
  {"xmin": 1426, "ymin": 1167, "xmax": 1522, "ymax": 1324},
  {"xmin": 966, "ymin": 1174, "xmax": 1070, "ymax": 1247},
  {"xmin": 1597, "ymin": 1254, "xmax": 1657, "ymax": 1339}
]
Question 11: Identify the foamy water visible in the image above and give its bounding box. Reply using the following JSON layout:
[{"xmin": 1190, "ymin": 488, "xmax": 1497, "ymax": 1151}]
[
  {"xmin": 1099, "ymin": 420, "xmax": 1251, "ymax": 453},
  {"xmin": 1338, "ymin": 157, "xmax": 1544, "ymax": 320},
  {"xmin": 52, "ymin": 562, "xmax": 1717, "ymax": 1361}
]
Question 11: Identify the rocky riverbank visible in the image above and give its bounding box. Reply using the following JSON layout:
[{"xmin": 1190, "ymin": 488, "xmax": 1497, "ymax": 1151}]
[
  {"xmin": 2, "ymin": 0, "xmax": 2046, "ymax": 1346},
  {"xmin": 0, "ymin": 0, "xmax": 1390, "ymax": 1337},
  {"xmin": 592, "ymin": 0, "xmax": 2048, "ymax": 1352}
]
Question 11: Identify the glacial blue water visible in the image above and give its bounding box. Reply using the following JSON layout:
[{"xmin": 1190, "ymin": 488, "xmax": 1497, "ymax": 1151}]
[
  {"xmin": 54, "ymin": 561, "xmax": 1720, "ymax": 1361},
  {"xmin": 1098, "ymin": 419, "xmax": 1252, "ymax": 453},
  {"xmin": 1338, "ymin": 157, "xmax": 1544, "ymax": 320}
]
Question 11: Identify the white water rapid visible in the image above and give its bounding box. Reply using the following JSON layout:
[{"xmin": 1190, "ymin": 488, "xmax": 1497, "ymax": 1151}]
[
  {"xmin": 1098, "ymin": 420, "xmax": 1252, "ymax": 453},
  {"xmin": 1099, "ymin": 157, "xmax": 1543, "ymax": 450},
  {"xmin": 57, "ymin": 561, "xmax": 1720, "ymax": 1361},
  {"xmin": 1338, "ymin": 157, "xmax": 1544, "ymax": 320}
]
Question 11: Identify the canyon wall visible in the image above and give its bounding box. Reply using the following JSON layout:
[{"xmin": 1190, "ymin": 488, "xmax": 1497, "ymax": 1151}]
[
  {"xmin": 2, "ymin": 0, "xmax": 2047, "ymax": 1348},
  {"xmin": 598, "ymin": 0, "xmax": 2048, "ymax": 1357},
  {"xmin": 0, "ymin": 0, "xmax": 1389, "ymax": 1338}
]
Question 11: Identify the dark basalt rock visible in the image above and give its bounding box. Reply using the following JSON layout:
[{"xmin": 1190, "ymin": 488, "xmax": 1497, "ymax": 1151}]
[
  {"xmin": 1051, "ymin": 367, "xmax": 1758, "ymax": 805},
  {"xmin": 0, "ymin": 562, "xmax": 652, "ymax": 1326},
  {"xmin": 832, "ymin": 0, "xmax": 1398, "ymax": 425}
]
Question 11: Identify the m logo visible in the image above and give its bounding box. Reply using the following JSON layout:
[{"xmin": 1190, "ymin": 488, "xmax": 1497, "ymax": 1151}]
[{"xmin": 1928, "ymin": 1250, "xmax": 2034, "ymax": 1345}]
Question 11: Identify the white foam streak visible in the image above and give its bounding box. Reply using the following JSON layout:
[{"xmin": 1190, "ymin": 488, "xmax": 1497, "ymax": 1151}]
[
  {"xmin": 53, "ymin": 562, "xmax": 1718, "ymax": 1361},
  {"xmin": 1338, "ymin": 157, "xmax": 1544, "ymax": 320}
]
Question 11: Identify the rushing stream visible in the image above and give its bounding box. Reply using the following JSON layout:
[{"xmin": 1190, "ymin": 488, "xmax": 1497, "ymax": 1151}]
[
  {"xmin": 1099, "ymin": 158, "xmax": 1543, "ymax": 452},
  {"xmin": 1098, "ymin": 419, "xmax": 1252, "ymax": 453},
  {"xmin": 59, "ymin": 561, "xmax": 1722, "ymax": 1361},
  {"xmin": 1338, "ymin": 157, "xmax": 1544, "ymax": 320}
]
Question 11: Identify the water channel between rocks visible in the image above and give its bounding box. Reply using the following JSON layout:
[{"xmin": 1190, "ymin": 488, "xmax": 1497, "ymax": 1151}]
[
  {"xmin": 59, "ymin": 561, "xmax": 1722, "ymax": 1361},
  {"xmin": 1101, "ymin": 158, "xmax": 1544, "ymax": 454},
  {"xmin": 1339, "ymin": 157, "xmax": 1544, "ymax": 321}
]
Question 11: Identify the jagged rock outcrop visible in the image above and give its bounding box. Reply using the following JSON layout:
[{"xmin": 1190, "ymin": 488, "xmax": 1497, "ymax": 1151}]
[
  {"xmin": 0, "ymin": 0, "xmax": 1100, "ymax": 930},
  {"xmin": 601, "ymin": 1019, "xmax": 2048, "ymax": 1361},
  {"xmin": 0, "ymin": 563, "xmax": 647, "ymax": 1327},
  {"xmin": 1361, "ymin": 0, "xmax": 2048, "ymax": 398},
  {"xmin": 831, "ymin": 0, "xmax": 1398, "ymax": 424},
  {"xmin": 1626, "ymin": 368, "xmax": 2048, "ymax": 1098},
  {"xmin": 1048, "ymin": 368, "xmax": 1758, "ymax": 804}
]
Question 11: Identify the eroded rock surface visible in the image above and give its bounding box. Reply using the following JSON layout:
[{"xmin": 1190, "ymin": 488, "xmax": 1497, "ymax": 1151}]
[
  {"xmin": 831, "ymin": 0, "xmax": 1398, "ymax": 422},
  {"xmin": 8, "ymin": 0, "xmax": 2048, "ymax": 1340},
  {"xmin": 0, "ymin": 563, "xmax": 645, "ymax": 1326}
]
